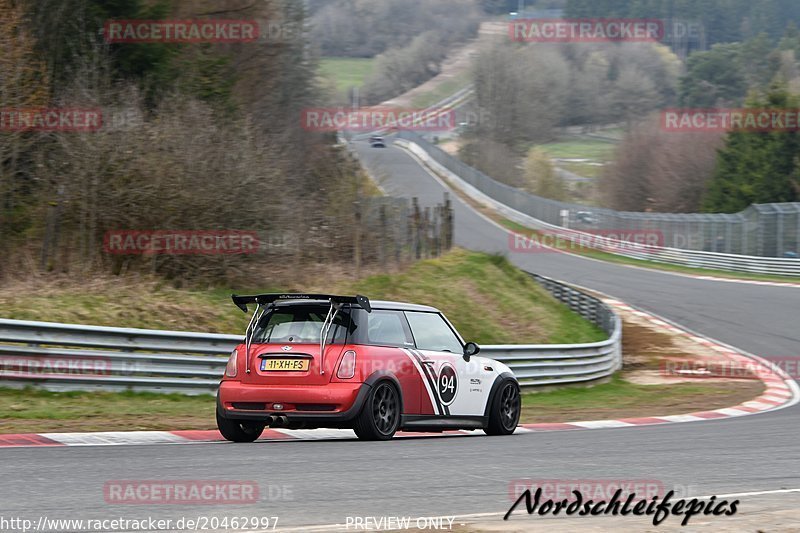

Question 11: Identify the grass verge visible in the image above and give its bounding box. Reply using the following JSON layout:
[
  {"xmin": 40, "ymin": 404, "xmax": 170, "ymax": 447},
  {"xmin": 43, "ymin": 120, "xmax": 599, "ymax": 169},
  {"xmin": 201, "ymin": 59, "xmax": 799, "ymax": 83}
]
[
  {"xmin": 319, "ymin": 57, "xmax": 376, "ymax": 95},
  {"xmin": 0, "ymin": 249, "xmax": 605, "ymax": 345},
  {"xmin": 341, "ymin": 249, "xmax": 606, "ymax": 345},
  {"xmin": 558, "ymin": 160, "xmax": 604, "ymax": 179},
  {"xmin": 0, "ymin": 388, "xmax": 216, "ymax": 433},
  {"xmin": 537, "ymin": 138, "xmax": 618, "ymax": 162},
  {"xmin": 409, "ymin": 72, "xmax": 472, "ymax": 109},
  {"xmin": 519, "ymin": 376, "xmax": 763, "ymax": 424},
  {"xmin": 0, "ymin": 279, "xmax": 257, "ymax": 333}
]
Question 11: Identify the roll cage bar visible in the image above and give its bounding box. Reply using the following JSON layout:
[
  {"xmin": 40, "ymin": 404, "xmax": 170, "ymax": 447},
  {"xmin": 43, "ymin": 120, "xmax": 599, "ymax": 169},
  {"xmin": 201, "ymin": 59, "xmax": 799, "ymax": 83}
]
[{"xmin": 231, "ymin": 294, "xmax": 372, "ymax": 374}]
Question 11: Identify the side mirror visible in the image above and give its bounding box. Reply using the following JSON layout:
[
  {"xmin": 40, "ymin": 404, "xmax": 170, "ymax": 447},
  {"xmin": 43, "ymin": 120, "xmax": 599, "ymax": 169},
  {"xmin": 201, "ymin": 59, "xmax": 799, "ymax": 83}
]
[{"xmin": 463, "ymin": 342, "xmax": 480, "ymax": 361}]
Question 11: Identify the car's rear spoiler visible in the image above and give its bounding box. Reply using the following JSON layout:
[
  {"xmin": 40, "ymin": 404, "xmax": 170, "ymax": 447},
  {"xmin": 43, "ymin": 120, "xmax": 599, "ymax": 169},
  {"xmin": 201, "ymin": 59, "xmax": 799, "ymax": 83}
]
[{"xmin": 231, "ymin": 293, "xmax": 372, "ymax": 313}]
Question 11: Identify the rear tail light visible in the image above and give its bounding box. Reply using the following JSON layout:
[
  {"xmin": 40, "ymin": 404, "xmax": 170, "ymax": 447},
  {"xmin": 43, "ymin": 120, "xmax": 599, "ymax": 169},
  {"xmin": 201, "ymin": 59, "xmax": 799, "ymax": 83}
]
[
  {"xmin": 225, "ymin": 349, "xmax": 238, "ymax": 378},
  {"xmin": 337, "ymin": 350, "xmax": 356, "ymax": 379}
]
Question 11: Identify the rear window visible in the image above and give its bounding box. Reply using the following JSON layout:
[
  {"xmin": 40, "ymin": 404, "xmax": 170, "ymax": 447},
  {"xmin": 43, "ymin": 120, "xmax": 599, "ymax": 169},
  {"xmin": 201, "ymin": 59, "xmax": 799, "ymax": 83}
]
[{"xmin": 251, "ymin": 304, "xmax": 351, "ymax": 344}]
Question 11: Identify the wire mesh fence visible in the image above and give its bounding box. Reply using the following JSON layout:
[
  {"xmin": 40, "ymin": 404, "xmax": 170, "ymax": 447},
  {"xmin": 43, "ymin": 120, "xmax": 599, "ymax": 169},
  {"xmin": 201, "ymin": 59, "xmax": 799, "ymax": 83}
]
[{"xmin": 398, "ymin": 132, "xmax": 800, "ymax": 258}]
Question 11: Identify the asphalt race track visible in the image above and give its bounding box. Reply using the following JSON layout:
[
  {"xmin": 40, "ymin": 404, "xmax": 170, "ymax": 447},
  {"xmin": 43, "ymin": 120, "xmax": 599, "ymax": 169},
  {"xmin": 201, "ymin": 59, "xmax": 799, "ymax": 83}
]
[
  {"xmin": 355, "ymin": 141, "xmax": 800, "ymax": 360},
  {"xmin": 1, "ymin": 139, "xmax": 799, "ymax": 531}
]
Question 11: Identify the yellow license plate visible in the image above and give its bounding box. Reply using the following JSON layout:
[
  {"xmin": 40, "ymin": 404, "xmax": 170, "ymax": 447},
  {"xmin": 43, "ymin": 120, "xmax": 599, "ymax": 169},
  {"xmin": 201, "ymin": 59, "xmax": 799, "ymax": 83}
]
[{"xmin": 262, "ymin": 359, "xmax": 309, "ymax": 372}]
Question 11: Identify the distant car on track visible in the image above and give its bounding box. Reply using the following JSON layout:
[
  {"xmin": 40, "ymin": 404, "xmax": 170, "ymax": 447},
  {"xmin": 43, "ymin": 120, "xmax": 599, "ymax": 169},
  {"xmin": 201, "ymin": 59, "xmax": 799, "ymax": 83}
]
[
  {"xmin": 369, "ymin": 135, "xmax": 386, "ymax": 148},
  {"xmin": 575, "ymin": 211, "xmax": 596, "ymax": 225},
  {"xmin": 217, "ymin": 294, "xmax": 521, "ymax": 441}
]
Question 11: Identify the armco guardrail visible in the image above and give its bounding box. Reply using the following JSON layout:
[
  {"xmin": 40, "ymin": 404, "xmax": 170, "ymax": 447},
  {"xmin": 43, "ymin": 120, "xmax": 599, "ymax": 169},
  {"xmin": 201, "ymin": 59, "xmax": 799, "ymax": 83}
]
[
  {"xmin": 394, "ymin": 135, "xmax": 800, "ymax": 277},
  {"xmin": 0, "ymin": 276, "xmax": 620, "ymax": 393},
  {"xmin": 346, "ymin": 85, "xmax": 475, "ymax": 142},
  {"xmin": 503, "ymin": 273, "xmax": 621, "ymax": 387},
  {"xmin": 0, "ymin": 321, "xmax": 239, "ymax": 394}
]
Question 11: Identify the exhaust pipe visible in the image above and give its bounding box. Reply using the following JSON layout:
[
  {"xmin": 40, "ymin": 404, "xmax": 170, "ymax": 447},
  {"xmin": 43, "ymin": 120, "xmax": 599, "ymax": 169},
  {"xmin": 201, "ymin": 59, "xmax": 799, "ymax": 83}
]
[{"xmin": 264, "ymin": 413, "xmax": 290, "ymax": 428}]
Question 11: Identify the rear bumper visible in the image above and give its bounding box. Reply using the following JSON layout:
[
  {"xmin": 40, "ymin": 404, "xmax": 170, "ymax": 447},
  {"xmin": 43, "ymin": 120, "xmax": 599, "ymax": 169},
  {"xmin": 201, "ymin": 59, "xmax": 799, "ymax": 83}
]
[{"xmin": 217, "ymin": 380, "xmax": 370, "ymax": 424}]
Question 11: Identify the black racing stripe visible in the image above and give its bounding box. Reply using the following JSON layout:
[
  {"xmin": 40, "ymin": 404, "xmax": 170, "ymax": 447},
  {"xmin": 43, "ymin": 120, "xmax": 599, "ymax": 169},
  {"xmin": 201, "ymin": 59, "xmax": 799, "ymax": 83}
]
[
  {"xmin": 417, "ymin": 350, "xmax": 451, "ymax": 416},
  {"xmin": 408, "ymin": 349, "xmax": 442, "ymax": 415},
  {"xmin": 409, "ymin": 349, "xmax": 450, "ymax": 416},
  {"xmin": 414, "ymin": 349, "xmax": 452, "ymax": 416}
]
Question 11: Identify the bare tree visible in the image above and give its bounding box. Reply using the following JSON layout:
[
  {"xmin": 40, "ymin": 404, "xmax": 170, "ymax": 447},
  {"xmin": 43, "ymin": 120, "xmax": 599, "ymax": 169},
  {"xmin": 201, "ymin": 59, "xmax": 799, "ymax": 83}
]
[
  {"xmin": 601, "ymin": 117, "xmax": 724, "ymax": 212},
  {"xmin": 0, "ymin": 0, "xmax": 50, "ymax": 276},
  {"xmin": 473, "ymin": 41, "xmax": 569, "ymax": 147}
]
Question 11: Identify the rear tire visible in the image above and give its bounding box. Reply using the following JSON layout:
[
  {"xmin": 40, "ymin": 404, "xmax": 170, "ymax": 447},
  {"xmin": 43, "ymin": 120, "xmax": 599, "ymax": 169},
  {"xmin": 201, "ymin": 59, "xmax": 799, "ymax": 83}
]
[
  {"xmin": 216, "ymin": 409, "xmax": 265, "ymax": 443},
  {"xmin": 485, "ymin": 380, "xmax": 520, "ymax": 436},
  {"xmin": 353, "ymin": 382, "xmax": 400, "ymax": 441}
]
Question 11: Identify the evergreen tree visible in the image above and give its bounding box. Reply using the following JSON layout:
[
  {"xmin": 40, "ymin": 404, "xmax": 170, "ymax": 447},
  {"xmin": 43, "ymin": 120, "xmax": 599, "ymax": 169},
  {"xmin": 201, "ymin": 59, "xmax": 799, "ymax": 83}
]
[
  {"xmin": 703, "ymin": 86, "xmax": 800, "ymax": 212},
  {"xmin": 678, "ymin": 43, "xmax": 747, "ymax": 107}
]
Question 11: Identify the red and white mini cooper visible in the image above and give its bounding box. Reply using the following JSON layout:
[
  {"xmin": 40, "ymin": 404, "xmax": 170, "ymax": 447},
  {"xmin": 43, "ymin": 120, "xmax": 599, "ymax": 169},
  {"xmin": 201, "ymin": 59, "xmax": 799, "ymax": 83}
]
[{"xmin": 217, "ymin": 294, "xmax": 521, "ymax": 441}]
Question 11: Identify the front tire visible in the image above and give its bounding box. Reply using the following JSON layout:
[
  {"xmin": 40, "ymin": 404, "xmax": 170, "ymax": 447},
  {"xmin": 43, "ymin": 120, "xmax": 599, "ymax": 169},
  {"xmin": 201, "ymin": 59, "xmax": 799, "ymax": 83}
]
[
  {"xmin": 353, "ymin": 382, "xmax": 400, "ymax": 441},
  {"xmin": 485, "ymin": 380, "xmax": 520, "ymax": 435},
  {"xmin": 216, "ymin": 409, "xmax": 265, "ymax": 443}
]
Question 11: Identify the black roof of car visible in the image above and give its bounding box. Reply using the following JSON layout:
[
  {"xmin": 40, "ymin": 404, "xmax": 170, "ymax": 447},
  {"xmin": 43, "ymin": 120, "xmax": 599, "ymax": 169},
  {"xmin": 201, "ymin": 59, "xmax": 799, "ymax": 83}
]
[
  {"xmin": 231, "ymin": 293, "xmax": 438, "ymax": 313},
  {"xmin": 274, "ymin": 298, "xmax": 438, "ymax": 313}
]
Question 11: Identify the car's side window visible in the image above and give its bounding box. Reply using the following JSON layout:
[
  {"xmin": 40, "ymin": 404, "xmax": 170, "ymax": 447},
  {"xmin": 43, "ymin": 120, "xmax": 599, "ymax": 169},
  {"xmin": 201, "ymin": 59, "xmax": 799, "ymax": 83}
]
[
  {"xmin": 365, "ymin": 310, "xmax": 414, "ymax": 347},
  {"xmin": 405, "ymin": 312, "xmax": 463, "ymax": 354}
]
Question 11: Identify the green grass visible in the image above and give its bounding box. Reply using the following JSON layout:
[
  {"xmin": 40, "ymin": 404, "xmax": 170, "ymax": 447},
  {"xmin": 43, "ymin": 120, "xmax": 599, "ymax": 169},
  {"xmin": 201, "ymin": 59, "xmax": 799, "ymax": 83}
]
[
  {"xmin": 410, "ymin": 72, "xmax": 472, "ymax": 109},
  {"xmin": 537, "ymin": 138, "xmax": 618, "ymax": 163},
  {"xmin": 519, "ymin": 375, "xmax": 764, "ymax": 423},
  {"xmin": 0, "ymin": 281, "xmax": 257, "ymax": 333},
  {"xmin": 342, "ymin": 249, "xmax": 606, "ymax": 345},
  {"xmin": 559, "ymin": 161, "xmax": 604, "ymax": 179},
  {"xmin": 0, "ymin": 388, "xmax": 216, "ymax": 432},
  {"xmin": 0, "ymin": 250, "xmax": 606, "ymax": 344},
  {"xmin": 535, "ymin": 137, "xmax": 617, "ymax": 183},
  {"xmin": 501, "ymin": 219, "xmax": 800, "ymax": 284},
  {"xmin": 319, "ymin": 57, "xmax": 376, "ymax": 94}
]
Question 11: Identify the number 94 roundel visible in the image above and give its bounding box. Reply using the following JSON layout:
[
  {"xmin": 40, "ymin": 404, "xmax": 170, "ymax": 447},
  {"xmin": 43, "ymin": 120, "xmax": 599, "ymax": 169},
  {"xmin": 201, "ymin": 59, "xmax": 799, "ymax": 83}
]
[{"xmin": 438, "ymin": 363, "xmax": 457, "ymax": 405}]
